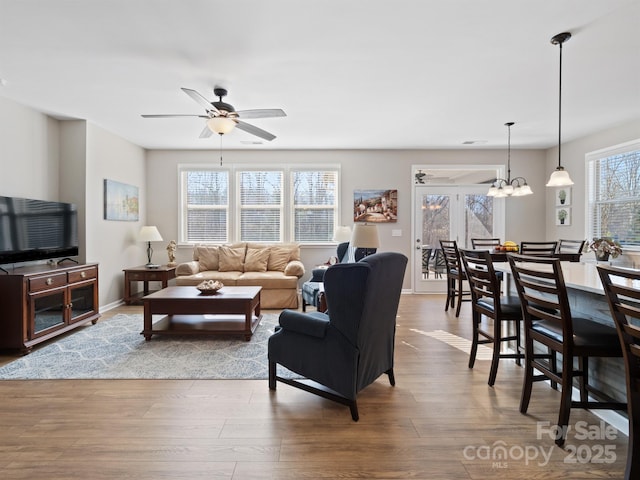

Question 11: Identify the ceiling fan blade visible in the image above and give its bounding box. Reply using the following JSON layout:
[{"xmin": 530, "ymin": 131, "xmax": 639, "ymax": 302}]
[
  {"xmin": 235, "ymin": 120, "xmax": 276, "ymax": 141},
  {"xmin": 199, "ymin": 124, "xmax": 214, "ymax": 138},
  {"xmin": 236, "ymin": 109, "xmax": 286, "ymax": 119},
  {"xmin": 141, "ymin": 114, "xmax": 209, "ymax": 118},
  {"xmin": 181, "ymin": 88, "xmax": 220, "ymax": 114}
]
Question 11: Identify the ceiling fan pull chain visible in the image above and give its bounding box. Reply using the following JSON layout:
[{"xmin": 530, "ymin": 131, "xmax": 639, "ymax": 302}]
[{"xmin": 219, "ymin": 134, "xmax": 223, "ymax": 166}]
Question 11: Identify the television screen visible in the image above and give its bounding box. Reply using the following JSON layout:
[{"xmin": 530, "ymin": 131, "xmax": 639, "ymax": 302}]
[{"xmin": 0, "ymin": 196, "xmax": 79, "ymax": 265}]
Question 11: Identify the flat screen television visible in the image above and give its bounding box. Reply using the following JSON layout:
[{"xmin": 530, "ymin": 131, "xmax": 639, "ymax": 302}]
[{"xmin": 0, "ymin": 195, "xmax": 79, "ymax": 265}]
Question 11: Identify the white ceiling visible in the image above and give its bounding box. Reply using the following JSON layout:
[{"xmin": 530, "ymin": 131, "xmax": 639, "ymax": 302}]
[{"xmin": 0, "ymin": 0, "xmax": 638, "ymax": 151}]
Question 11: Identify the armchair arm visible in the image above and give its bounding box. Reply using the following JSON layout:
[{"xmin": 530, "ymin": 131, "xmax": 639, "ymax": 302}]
[
  {"xmin": 284, "ymin": 260, "xmax": 305, "ymax": 277},
  {"xmin": 278, "ymin": 310, "xmax": 329, "ymax": 338},
  {"xmin": 176, "ymin": 261, "xmax": 200, "ymax": 275}
]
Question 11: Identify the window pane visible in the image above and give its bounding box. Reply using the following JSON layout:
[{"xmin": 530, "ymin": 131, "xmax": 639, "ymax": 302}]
[
  {"xmin": 294, "ymin": 208, "xmax": 334, "ymax": 242},
  {"xmin": 184, "ymin": 170, "xmax": 228, "ymax": 243},
  {"xmin": 293, "ymin": 171, "xmax": 338, "ymax": 242},
  {"xmin": 589, "ymin": 149, "xmax": 640, "ymax": 247},
  {"xmin": 239, "ymin": 171, "xmax": 283, "ymax": 242},
  {"xmin": 421, "ymin": 194, "xmax": 450, "ymax": 247},
  {"xmin": 465, "ymin": 194, "xmax": 494, "ymax": 246},
  {"xmin": 187, "ymin": 210, "xmax": 227, "ymax": 243}
]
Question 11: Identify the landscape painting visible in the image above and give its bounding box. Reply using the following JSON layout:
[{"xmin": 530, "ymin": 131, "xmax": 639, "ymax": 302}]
[
  {"xmin": 104, "ymin": 179, "xmax": 139, "ymax": 221},
  {"xmin": 353, "ymin": 189, "xmax": 398, "ymax": 223}
]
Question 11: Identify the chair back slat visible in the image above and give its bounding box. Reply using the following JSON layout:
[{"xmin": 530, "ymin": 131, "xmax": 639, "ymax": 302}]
[
  {"xmin": 508, "ymin": 253, "xmax": 572, "ymax": 340},
  {"xmin": 470, "ymin": 238, "xmax": 501, "ymax": 249},
  {"xmin": 460, "ymin": 249, "xmax": 501, "ymax": 313},
  {"xmin": 520, "ymin": 241, "xmax": 558, "ymax": 256},
  {"xmin": 558, "ymin": 239, "xmax": 586, "ymax": 254}
]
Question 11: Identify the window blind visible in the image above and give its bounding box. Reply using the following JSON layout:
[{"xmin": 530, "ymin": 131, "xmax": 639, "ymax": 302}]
[{"xmin": 588, "ymin": 147, "xmax": 640, "ymax": 247}]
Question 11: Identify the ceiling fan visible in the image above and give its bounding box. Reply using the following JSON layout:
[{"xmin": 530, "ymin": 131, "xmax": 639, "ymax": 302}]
[{"xmin": 141, "ymin": 87, "xmax": 286, "ymax": 141}]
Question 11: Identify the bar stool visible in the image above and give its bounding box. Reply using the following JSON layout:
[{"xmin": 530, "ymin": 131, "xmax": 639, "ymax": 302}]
[
  {"xmin": 460, "ymin": 249, "xmax": 524, "ymax": 386},
  {"xmin": 439, "ymin": 239, "xmax": 471, "ymax": 317},
  {"xmin": 508, "ymin": 254, "xmax": 626, "ymax": 446},
  {"xmin": 598, "ymin": 264, "xmax": 640, "ymax": 480}
]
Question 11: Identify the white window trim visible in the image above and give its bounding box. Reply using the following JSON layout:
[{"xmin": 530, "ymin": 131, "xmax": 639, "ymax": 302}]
[
  {"xmin": 177, "ymin": 163, "xmax": 341, "ymax": 245},
  {"xmin": 585, "ymin": 138, "xmax": 640, "ymax": 252}
]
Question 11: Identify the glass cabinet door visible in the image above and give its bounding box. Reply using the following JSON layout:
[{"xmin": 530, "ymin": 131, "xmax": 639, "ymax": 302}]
[
  {"xmin": 69, "ymin": 283, "xmax": 96, "ymax": 323},
  {"xmin": 30, "ymin": 290, "xmax": 66, "ymax": 337}
]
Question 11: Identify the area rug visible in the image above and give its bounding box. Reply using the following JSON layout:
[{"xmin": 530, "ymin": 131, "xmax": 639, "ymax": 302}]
[{"xmin": 0, "ymin": 313, "xmax": 288, "ymax": 380}]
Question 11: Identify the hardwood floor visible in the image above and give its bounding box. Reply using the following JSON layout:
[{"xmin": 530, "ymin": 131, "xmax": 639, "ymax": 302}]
[{"xmin": 0, "ymin": 295, "xmax": 628, "ymax": 479}]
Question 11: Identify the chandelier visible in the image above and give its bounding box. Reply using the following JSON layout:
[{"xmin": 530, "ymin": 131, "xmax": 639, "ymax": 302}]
[{"xmin": 487, "ymin": 122, "xmax": 533, "ymax": 197}]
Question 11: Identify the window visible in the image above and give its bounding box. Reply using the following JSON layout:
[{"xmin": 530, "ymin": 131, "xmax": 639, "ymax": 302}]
[
  {"xmin": 181, "ymin": 169, "xmax": 229, "ymax": 243},
  {"xmin": 292, "ymin": 170, "xmax": 338, "ymax": 243},
  {"xmin": 238, "ymin": 170, "xmax": 283, "ymax": 242},
  {"xmin": 179, "ymin": 165, "xmax": 339, "ymax": 244},
  {"xmin": 587, "ymin": 140, "xmax": 640, "ymax": 248}
]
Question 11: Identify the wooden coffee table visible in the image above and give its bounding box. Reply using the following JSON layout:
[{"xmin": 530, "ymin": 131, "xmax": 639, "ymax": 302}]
[{"xmin": 142, "ymin": 286, "xmax": 262, "ymax": 341}]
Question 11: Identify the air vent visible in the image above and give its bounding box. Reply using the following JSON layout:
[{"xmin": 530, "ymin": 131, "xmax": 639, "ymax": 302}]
[{"xmin": 462, "ymin": 140, "xmax": 488, "ymax": 145}]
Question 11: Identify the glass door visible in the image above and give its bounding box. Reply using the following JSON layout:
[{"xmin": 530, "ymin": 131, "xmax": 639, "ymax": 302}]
[{"xmin": 414, "ymin": 185, "xmax": 503, "ymax": 293}]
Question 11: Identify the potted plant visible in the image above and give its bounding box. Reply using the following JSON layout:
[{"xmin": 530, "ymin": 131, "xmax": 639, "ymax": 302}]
[
  {"xmin": 558, "ymin": 189, "xmax": 567, "ymax": 205},
  {"xmin": 557, "ymin": 209, "xmax": 567, "ymax": 225},
  {"xmin": 589, "ymin": 237, "xmax": 623, "ymax": 261}
]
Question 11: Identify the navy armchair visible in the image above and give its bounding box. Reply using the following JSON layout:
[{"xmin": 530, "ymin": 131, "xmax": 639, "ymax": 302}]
[{"xmin": 268, "ymin": 252, "xmax": 407, "ymax": 420}]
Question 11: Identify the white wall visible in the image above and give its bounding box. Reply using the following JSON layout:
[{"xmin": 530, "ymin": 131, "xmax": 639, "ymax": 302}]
[
  {"xmin": 146, "ymin": 148, "xmax": 548, "ymax": 289},
  {"xmin": 0, "ymin": 96, "xmax": 59, "ymax": 199},
  {"xmin": 85, "ymin": 123, "xmax": 146, "ymax": 307}
]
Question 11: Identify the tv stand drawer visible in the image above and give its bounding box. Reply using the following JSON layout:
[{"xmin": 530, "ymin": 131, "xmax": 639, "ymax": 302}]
[
  {"xmin": 68, "ymin": 266, "xmax": 98, "ymax": 283},
  {"xmin": 29, "ymin": 273, "xmax": 67, "ymax": 292}
]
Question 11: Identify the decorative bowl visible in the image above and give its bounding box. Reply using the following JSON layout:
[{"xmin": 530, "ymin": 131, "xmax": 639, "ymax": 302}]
[{"xmin": 196, "ymin": 280, "xmax": 223, "ymax": 295}]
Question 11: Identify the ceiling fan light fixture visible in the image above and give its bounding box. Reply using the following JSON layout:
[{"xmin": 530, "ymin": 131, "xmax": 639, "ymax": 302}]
[{"xmin": 207, "ymin": 116, "xmax": 236, "ymax": 135}]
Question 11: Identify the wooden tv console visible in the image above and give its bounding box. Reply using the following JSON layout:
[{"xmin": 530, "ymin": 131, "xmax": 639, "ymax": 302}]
[{"xmin": 0, "ymin": 262, "xmax": 100, "ymax": 354}]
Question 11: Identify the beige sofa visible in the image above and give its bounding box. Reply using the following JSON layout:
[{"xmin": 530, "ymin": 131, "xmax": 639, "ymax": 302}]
[{"xmin": 175, "ymin": 243, "xmax": 305, "ymax": 309}]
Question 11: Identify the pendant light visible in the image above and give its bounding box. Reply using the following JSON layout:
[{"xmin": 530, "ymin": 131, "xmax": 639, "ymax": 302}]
[
  {"xmin": 546, "ymin": 32, "xmax": 574, "ymax": 187},
  {"xmin": 487, "ymin": 122, "xmax": 533, "ymax": 197}
]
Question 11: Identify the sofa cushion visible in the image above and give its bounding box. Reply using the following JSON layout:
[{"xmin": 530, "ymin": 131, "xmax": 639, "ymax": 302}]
[
  {"xmin": 175, "ymin": 271, "xmax": 242, "ymax": 286},
  {"xmin": 219, "ymin": 245, "xmax": 246, "ymax": 272},
  {"xmin": 244, "ymin": 247, "xmax": 270, "ymax": 272},
  {"xmin": 195, "ymin": 245, "xmax": 220, "ymax": 271},
  {"xmin": 237, "ymin": 271, "xmax": 300, "ymax": 289},
  {"xmin": 176, "ymin": 261, "xmax": 199, "ymax": 275}
]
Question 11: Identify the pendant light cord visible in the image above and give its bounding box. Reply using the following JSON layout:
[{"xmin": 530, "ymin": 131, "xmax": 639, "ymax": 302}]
[
  {"xmin": 506, "ymin": 122, "xmax": 512, "ymax": 183},
  {"xmin": 557, "ymin": 40, "xmax": 563, "ymax": 169}
]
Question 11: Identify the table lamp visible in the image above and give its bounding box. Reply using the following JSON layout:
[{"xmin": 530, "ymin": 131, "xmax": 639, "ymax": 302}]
[
  {"xmin": 138, "ymin": 226, "xmax": 163, "ymax": 267},
  {"xmin": 333, "ymin": 225, "xmax": 352, "ymax": 243},
  {"xmin": 350, "ymin": 223, "xmax": 380, "ymax": 257}
]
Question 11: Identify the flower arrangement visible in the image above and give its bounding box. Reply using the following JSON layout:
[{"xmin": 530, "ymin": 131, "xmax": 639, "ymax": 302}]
[{"xmin": 589, "ymin": 237, "xmax": 623, "ymax": 259}]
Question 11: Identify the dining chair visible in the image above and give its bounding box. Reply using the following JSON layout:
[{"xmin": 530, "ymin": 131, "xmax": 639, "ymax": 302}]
[
  {"xmin": 519, "ymin": 241, "xmax": 558, "ymax": 256},
  {"xmin": 439, "ymin": 240, "xmax": 471, "ymax": 317},
  {"xmin": 557, "ymin": 239, "xmax": 586, "ymax": 254},
  {"xmin": 470, "ymin": 238, "xmax": 501, "ymax": 249},
  {"xmin": 597, "ymin": 264, "xmax": 640, "ymax": 480},
  {"xmin": 460, "ymin": 249, "xmax": 524, "ymax": 386},
  {"xmin": 508, "ymin": 254, "xmax": 626, "ymax": 446}
]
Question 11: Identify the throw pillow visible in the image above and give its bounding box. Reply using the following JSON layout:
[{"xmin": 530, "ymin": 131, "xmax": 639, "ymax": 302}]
[
  {"xmin": 268, "ymin": 246, "xmax": 291, "ymax": 272},
  {"xmin": 244, "ymin": 248, "xmax": 269, "ymax": 272},
  {"xmin": 196, "ymin": 245, "xmax": 220, "ymax": 271},
  {"xmin": 218, "ymin": 245, "xmax": 246, "ymax": 272}
]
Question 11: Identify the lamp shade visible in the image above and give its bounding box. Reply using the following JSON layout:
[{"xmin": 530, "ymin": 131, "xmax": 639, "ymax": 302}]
[
  {"xmin": 333, "ymin": 225, "xmax": 352, "ymax": 242},
  {"xmin": 546, "ymin": 168, "xmax": 574, "ymax": 187},
  {"xmin": 207, "ymin": 117, "xmax": 236, "ymax": 135},
  {"xmin": 138, "ymin": 226, "xmax": 163, "ymax": 242},
  {"xmin": 350, "ymin": 223, "xmax": 380, "ymax": 249}
]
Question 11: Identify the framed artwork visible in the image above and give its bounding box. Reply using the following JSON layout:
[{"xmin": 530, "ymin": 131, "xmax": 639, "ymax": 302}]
[
  {"xmin": 556, "ymin": 187, "xmax": 571, "ymax": 206},
  {"xmin": 353, "ymin": 189, "xmax": 398, "ymax": 223},
  {"xmin": 556, "ymin": 207, "xmax": 571, "ymax": 226},
  {"xmin": 104, "ymin": 179, "xmax": 139, "ymax": 221}
]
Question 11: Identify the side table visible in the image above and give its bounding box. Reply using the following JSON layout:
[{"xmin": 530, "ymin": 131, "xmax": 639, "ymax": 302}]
[{"xmin": 123, "ymin": 265, "xmax": 177, "ymax": 305}]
